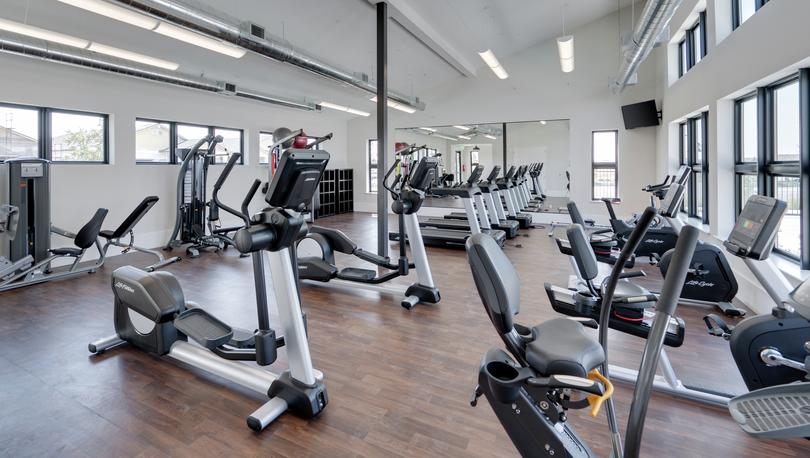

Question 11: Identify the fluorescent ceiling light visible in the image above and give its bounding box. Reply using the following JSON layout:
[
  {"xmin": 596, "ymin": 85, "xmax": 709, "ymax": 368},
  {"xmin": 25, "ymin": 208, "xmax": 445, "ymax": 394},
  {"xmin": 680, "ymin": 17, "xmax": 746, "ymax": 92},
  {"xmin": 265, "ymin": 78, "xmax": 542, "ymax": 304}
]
[
  {"xmin": 370, "ymin": 96, "xmax": 417, "ymax": 114},
  {"xmin": 87, "ymin": 43, "xmax": 178, "ymax": 70},
  {"xmin": 453, "ymin": 125, "xmax": 470, "ymax": 131},
  {"xmin": 0, "ymin": 17, "xmax": 179, "ymax": 70},
  {"xmin": 55, "ymin": 0, "xmax": 159, "ymax": 30},
  {"xmin": 478, "ymin": 49, "xmax": 508, "ymax": 79},
  {"xmin": 0, "ymin": 17, "xmax": 90, "ymax": 48},
  {"xmin": 55, "ymin": 0, "xmax": 246, "ymax": 58},
  {"xmin": 320, "ymin": 101, "xmax": 370, "ymax": 117},
  {"xmin": 458, "ymin": 135, "xmax": 472, "ymax": 140},
  {"xmin": 484, "ymin": 134, "xmax": 497, "ymax": 140},
  {"xmin": 419, "ymin": 127, "xmax": 436, "ymax": 132},
  {"xmin": 540, "ymin": 120, "xmax": 547, "ymax": 125},
  {"xmin": 154, "ymin": 23, "xmax": 246, "ymax": 58},
  {"xmin": 433, "ymin": 134, "xmax": 457, "ymax": 141},
  {"xmin": 557, "ymin": 35, "xmax": 574, "ymax": 73}
]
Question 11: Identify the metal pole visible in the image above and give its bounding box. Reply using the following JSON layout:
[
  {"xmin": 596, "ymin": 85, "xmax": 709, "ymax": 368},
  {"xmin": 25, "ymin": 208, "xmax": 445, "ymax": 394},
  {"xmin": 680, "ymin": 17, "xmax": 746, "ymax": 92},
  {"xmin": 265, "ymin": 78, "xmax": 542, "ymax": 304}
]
[
  {"xmin": 376, "ymin": 1, "xmax": 389, "ymax": 258},
  {"xmin": 502, "ymin": 122, "xmax": 507, "ymax": 171}
]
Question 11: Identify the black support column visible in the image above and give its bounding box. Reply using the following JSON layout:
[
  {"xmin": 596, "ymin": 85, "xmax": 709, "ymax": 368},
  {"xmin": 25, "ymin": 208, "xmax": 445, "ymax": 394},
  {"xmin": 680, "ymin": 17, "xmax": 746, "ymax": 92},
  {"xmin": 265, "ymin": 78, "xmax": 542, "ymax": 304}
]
[
  {"xmin": 502, "ymin": 122, "xmax": 507, "ymax": 171},
  {"xmin": 376, "ymin": 1, "xmax": 388, "ymax": 258}
]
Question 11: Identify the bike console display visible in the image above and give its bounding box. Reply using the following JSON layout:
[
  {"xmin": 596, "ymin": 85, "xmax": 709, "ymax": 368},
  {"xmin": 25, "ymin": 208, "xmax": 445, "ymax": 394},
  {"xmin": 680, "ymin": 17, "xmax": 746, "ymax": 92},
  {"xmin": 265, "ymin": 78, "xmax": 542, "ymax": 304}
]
[
  {"xmin": 659, "ymin": 183, "xmax": 685, "ymax": 218},
  {"xmin": 724, "ymin": 195, "xmax": 786, "ymax": 260},
  {"xmin": 409, "ymin": 157, "xmax": 438, "ymax": 192}
]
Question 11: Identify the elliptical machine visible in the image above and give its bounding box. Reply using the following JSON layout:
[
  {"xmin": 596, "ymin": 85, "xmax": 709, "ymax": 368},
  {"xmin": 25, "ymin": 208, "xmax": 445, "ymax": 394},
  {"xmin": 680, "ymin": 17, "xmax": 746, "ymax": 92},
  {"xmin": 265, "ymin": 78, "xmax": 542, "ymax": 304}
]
[
  {"xmin": 90, "ymin": 149, "xmax": 330, "ymax": 432},
  {"xmin": 298, "ymin": 140, "xmax": 440, "ymax": 309},
  {"xmin": 467, "ymin": 205, "xmax": 701, "ymax": 457}
]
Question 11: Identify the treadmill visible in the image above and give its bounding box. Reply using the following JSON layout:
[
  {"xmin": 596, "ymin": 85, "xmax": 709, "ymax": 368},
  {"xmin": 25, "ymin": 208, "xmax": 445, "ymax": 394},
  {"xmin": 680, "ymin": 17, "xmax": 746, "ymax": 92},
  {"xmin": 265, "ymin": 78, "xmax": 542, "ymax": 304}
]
[
  {"xmin": 390, "ymin": 166, "xmax": 506, "ymax": 249},
  {"xmin": 442, "ymin": 166, "xmax": 521, "ymax": 236}
]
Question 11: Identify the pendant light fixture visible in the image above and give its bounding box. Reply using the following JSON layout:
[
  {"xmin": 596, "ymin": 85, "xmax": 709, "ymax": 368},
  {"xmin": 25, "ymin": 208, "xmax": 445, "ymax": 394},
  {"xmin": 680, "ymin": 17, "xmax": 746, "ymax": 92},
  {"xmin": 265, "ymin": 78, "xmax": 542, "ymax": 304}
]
[{"xmin": 557, "ymin": 2, "xmax": 574, "ymax": 73}]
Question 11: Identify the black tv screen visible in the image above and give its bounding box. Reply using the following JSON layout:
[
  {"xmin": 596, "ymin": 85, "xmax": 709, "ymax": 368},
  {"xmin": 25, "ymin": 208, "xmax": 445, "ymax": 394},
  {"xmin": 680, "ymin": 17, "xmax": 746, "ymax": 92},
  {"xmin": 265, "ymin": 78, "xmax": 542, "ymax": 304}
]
[{"xmin": 622, "ymin": 100, "xmax": 659, "ymax": 129}]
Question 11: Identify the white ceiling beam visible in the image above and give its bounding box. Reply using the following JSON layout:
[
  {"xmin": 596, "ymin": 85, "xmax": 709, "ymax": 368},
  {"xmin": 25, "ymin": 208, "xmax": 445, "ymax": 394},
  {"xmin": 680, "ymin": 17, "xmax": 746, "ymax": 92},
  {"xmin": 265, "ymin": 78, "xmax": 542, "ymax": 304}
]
[{"xmin": 370, "ymin": 0, "xmax": 476, "ymax": 77}]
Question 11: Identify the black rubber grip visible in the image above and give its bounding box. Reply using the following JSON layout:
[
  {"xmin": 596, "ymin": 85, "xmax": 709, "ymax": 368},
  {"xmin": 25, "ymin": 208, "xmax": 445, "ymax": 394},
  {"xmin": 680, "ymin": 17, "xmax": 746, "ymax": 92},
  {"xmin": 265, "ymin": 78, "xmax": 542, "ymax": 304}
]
[{"xmin": 214, "ymin": 152, "xmax": 242, "ymax": 190}]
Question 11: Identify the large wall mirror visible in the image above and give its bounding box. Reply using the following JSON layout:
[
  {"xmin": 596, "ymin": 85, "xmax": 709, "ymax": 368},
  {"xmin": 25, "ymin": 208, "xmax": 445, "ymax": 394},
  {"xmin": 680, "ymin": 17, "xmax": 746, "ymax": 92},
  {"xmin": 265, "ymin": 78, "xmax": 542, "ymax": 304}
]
[{"xmin": 395, "ymin": 120, "xmax": 570, "ymax": 208}]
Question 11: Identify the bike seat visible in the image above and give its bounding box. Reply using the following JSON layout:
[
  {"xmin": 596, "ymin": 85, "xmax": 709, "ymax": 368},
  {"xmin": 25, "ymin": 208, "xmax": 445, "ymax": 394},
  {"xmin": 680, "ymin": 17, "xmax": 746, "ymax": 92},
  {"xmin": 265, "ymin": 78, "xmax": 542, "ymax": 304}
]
[{"xmin": 526, "ymin": 318, "xmax": 605, "ymax": 378}]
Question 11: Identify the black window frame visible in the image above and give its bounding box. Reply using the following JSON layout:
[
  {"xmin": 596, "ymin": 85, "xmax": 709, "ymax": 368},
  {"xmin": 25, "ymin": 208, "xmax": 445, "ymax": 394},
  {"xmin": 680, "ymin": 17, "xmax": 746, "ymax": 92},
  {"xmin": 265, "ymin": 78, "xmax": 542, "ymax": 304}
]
[
  {"xmin": 681, "ymin": 112, "xmax": 710, "ymax": 223},
  {"xmin": 591, "ymin": 129, "xmax": 619, "ymax": 201},
  {"xmin": 732, "ymin": 0, "xmax": 769, "ymax": 30},
  {"xmin": 677, "ymin": 11, "xmax": 707, "ymax": 78},
  {"xmin": 0, "ymin": 101, "xmax": 110, "ymax": 164},
  {"xmin": 367, "ymin": 139, "xmax": 378, "ymax": 193},
  {"xmin": 135, "ymin": 118, "xmax": 174, "ymax": 164},
  {"xmin": 135, "ymin": 118, "xmax": 244, "ymax": 165},
  {"xmin": 734, "ymin": 71, "xmax": 809, "ymax": 267}
]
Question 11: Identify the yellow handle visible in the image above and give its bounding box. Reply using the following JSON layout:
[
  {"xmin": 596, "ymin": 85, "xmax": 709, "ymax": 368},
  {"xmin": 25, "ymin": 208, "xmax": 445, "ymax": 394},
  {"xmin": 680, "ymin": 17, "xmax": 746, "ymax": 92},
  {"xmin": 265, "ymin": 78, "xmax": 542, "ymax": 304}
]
[{"xmin": 586, "ymin": 369, "xmax": 614, "ymax": 418}]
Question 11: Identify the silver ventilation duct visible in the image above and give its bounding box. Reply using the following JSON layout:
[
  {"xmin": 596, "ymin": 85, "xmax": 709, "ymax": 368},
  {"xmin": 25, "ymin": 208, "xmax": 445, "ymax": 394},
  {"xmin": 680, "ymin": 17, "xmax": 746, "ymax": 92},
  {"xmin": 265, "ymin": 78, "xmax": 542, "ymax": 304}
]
[
  {"xmin": 116, "ymin": 0, "xmax": 426, "ymax": 111},
  {"xmin": 612, "ymin": 0, "xmax": 683, "ymax": 93},
  {"xmin": 0, "ymin": 35, "xmax": 318, "ymax": 111}
]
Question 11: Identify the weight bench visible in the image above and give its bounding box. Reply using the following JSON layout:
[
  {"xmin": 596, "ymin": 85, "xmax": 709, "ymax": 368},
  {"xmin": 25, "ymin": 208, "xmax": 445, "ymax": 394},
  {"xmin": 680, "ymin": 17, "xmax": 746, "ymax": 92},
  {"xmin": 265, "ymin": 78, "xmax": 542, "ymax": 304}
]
[{"xmin": 100, "ymin": 196, "xmax": 180, "ymax": 272}]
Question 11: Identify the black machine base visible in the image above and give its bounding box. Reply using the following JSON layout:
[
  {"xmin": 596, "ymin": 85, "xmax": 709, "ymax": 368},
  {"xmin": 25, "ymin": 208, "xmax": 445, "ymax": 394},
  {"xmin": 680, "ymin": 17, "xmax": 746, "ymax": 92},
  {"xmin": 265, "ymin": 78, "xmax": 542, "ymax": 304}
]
[
  {"xmin": 405, "ymin": 283, "xmax": 441, "ymax": 304},
  {"xmin": 253, "ymin": 371, "xmax": 327, "ymax": 431}
]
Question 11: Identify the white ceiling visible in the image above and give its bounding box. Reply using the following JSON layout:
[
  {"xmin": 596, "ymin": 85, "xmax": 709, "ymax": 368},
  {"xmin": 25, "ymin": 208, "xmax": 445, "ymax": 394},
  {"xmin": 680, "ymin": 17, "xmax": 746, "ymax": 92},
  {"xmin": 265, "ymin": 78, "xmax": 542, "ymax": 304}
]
[{"xmin": 0, "ymin": 0, "xmax": 636, "ymax": 116}]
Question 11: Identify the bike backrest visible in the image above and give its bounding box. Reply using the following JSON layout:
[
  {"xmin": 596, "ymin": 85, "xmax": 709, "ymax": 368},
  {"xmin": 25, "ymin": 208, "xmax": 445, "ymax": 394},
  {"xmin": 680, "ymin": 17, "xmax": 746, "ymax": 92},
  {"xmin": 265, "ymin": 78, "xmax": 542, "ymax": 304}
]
[
  {"xmin": 567, "ymin": 201, "xmax": 586, "ymax": 226},
  {"xmin": 567, "ymin": 224, "xmax": 599, "ymax": 281},
  {"xmin": 74, "ymin": 208, "xmax": 109, "ymax": 249},
  {"xmin": 465, "ymin": 233, "xmax": 520, "ymax": 334}
]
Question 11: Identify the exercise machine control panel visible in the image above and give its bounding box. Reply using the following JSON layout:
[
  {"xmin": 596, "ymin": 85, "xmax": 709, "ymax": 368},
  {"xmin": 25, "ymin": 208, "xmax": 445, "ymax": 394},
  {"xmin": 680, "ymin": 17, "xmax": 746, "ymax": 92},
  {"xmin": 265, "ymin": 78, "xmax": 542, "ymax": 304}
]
[{"xmin": 724, "ymin": 195, "xmax": 786, "ymax": 260}]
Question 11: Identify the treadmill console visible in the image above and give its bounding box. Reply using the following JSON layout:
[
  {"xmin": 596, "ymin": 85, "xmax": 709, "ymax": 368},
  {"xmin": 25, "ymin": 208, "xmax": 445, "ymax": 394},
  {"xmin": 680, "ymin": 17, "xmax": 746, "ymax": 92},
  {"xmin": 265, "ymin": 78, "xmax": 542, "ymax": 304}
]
[
  {"xmin": 724, "ymin": 195, "xmax": 786, "ymax": 260},
  {"xmin": 467, "ymin": 165, "xmax": 483, "ymax": 184},
  {"xmin": 659, "ymin": 183, "xmax": 685, "ymax": 218},
  {"xmin": 486, "ymin": 166, "xmax": 501, "ymax": 182}
]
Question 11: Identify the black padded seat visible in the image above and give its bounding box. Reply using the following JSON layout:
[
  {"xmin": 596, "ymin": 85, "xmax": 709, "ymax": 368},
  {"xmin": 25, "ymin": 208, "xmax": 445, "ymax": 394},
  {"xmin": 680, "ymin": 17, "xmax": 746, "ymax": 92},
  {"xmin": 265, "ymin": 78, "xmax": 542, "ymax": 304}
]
[
  {"xmin": 50, "ymin": 247, "xmax": 83, "ymax": 256},
  {"xmin": 526, "ymin": 318, "xmax": 605, "ymax": 378}
]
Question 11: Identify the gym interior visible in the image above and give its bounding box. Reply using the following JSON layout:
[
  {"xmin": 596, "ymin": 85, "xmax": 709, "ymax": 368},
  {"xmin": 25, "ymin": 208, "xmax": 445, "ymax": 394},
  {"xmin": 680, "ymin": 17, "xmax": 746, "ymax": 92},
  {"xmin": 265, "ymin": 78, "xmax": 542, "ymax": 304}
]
[{"xmin": 1, "ymin": 0, "xmax": 809, "ymax": 456}]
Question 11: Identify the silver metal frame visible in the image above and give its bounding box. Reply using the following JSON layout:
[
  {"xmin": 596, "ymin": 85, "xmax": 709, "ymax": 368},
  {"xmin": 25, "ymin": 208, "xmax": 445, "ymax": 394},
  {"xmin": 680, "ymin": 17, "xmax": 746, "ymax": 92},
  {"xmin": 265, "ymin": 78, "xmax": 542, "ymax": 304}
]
[{"xmin": 101, "ymin": 230, "xmax": 180, "ymax": 272}]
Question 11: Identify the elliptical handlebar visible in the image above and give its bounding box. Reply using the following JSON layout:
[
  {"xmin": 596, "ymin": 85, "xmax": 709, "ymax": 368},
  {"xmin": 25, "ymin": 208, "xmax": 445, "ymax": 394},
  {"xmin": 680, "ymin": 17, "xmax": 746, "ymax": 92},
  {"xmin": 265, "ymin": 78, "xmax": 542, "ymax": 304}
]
[
  {"xmin": 306, "ymin": 133, "xmax": 333, "ymax": 149},
  {"xmin": 240, "ymin": 179, "xmax": 263, "ymax": 225},
  {"xmin": 210, "ymin": 153, "xmax": 247, "ymax": 223},
  {"xmin": 383, "ymin": 158, "xmax": 402, "ymax": 197}
]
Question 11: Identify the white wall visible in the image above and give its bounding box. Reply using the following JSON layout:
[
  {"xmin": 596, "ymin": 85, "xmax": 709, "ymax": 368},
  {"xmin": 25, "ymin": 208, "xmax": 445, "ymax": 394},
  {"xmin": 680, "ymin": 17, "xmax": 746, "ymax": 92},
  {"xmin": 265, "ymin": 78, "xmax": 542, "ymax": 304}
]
[
  {"xmin": 658, "ymin": 0, "xmax": 810, "ymax": 312},
  {"xmin": 0, "ymin": 53, "xmax": 350, "ymax": 257},
  {"xmin": 348, "ymin": 6, "xmax": 660, "ymax": 222}
]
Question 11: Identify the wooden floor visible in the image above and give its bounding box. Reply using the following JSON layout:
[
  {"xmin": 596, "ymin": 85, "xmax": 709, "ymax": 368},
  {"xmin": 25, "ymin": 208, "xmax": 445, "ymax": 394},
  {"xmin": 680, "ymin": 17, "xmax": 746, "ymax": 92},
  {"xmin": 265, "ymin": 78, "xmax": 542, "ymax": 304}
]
[{"xmin": 1, "ymin": 212, "xmax": 808, "ymax": 457}]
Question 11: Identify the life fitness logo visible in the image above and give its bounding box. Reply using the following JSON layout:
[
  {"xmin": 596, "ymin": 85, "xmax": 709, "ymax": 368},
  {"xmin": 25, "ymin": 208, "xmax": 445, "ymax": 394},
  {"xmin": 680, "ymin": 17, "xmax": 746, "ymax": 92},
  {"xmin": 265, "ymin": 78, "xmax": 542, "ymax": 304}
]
[
  {"xmin": 114, "ymin": 281, "xmax": 135, "ymax": 294},
  {"xmin": 686, "ymin": 280, "xmax": 715, "ymax": 288},
  {"xmin": 643, "ymin": 238, "xmax": 665, "ymax": 244}
]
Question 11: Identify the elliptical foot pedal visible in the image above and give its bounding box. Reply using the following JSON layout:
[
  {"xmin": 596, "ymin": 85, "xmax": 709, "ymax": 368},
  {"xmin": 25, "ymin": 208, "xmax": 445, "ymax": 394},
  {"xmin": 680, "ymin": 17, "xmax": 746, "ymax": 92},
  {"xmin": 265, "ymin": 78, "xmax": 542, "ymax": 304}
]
[
  {"xmin": 174, "ymin": 308, "xmax": 233, "ymax": 350},
  {"xmin": 728, "ymin": 382, "xmax": 810, "ymax": 438},
  {"xmin": 337, "ymin": 268, "xmax": 377, "ymax": 282},
  {"xmin": 718, "ymin": 301, "xmax": 746, "ymax": 317}
]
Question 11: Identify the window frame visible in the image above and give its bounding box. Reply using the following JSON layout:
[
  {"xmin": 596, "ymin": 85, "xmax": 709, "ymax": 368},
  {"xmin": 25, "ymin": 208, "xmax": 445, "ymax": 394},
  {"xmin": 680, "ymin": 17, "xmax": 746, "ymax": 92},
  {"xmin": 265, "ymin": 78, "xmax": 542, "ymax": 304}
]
[
  {"xmin": 733, "ymin": 71, "xmax": 809, "ymax": 267},
  {"xmin": 367, "ymin": 139, "xmax": 378, "ymax": 193},
  {"xmin": 732, "ymin": 0, "xmax": 769, "ymax": 30},
  {"xmin": 1, "ymin": 101, "xmax": 109, "ymax": 164},
  {"xmin": 136, "ymin": 118, "xmax": 244, "ymax": 165},
  {"xmin": 591, "ymin": 129, "xmax": 619, "ymax": 201},
  {"xmin": 681, "ymin": 112, "xmax": 710, "ymax": 223},
  {"xmin": 677, "ymin": 11, "xmax": 707, "ymax": 78},
  {"xmin": 135, "ymin": 118, "xmax": 174, "ymax": 164}
]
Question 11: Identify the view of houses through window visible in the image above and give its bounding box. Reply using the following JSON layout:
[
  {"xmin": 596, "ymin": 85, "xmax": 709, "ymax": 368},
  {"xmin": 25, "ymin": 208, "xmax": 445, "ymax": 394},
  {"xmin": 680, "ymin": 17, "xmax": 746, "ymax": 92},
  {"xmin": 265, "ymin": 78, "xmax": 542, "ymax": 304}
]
[{"xmin": 136, "ymin": 119, "xmax": 243, "ymax": 164}]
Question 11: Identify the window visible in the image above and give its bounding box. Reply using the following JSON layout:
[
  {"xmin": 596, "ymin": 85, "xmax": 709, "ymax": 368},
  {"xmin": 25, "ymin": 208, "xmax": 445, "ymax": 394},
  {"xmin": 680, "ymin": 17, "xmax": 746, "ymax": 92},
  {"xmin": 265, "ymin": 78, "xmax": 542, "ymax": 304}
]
[
  {"xmin": 48, "ymin": 110, "xmax": 107, "ymax": 163},
  {"xmin": 454, "ymin": 150, "xmax": 462, "ymax": 182},
  {"xmin": 136, "ymin": 119, "xmax": 171, "ymax": 163},
  {"xmin": 213, "ymin": 128, "xmax": 243, "ymax": 164},
  {"xmin": 470, "ymin": 148, "xmax": 479, "ymax": 167},
  {"xmin": 0, "ymin": 102, "xmax": 108, "ymax": 163},
  {"xmin": 0, "ymin": 104, "xmax": 39, "ymax": 159},
  {"xmin": 734, "ymin": 72, "xmax": 808, "ymax": 266},
  {"xmin": 681, "ymin": 113, "xmax": 709, "ymax": 222},
  {"xmin": 677, "ymin": 11, "xmax": 707, "ymax": 77},
  {"xmin": 259, "ymin": 131, "xmax": 274, "ymax": 164},
  {"xmin": 733, "ymin": 0, "xmax": 768, "ymax": 29},
  {"xmin": 367, "ymin": 139, "xmax": 378, "ymax": 193},
  {"xmin": 591, "ymin": 130, "xmax": 618, "ymax": 200}
]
